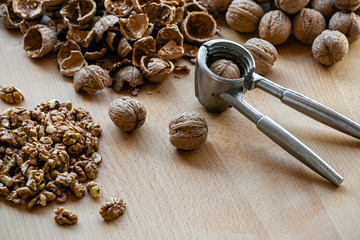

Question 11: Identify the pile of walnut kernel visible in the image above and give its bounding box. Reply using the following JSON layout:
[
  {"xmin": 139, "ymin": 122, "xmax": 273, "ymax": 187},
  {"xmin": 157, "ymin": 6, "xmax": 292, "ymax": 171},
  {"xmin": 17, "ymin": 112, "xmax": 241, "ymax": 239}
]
[
  {"xmin": 0, "ymin": 0, "xmax": 219, "ymax": 95},
  {"xmin": 0, "ymin": 99, "xmax": 103, "ymax": 209}
]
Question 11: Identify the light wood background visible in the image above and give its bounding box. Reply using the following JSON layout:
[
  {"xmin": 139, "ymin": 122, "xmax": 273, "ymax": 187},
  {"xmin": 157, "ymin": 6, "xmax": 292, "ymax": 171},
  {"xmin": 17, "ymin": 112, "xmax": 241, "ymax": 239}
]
[{"xmin": 1, "ymin": 15, "xmax": 360, "ymax": 240}]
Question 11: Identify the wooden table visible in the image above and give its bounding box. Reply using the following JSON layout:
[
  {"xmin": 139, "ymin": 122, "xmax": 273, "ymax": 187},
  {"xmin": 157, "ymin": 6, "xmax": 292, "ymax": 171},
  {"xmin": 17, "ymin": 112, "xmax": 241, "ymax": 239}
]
[{"xmin": 1, "ymin": 16, "xmax": 360, "ymax": 239}]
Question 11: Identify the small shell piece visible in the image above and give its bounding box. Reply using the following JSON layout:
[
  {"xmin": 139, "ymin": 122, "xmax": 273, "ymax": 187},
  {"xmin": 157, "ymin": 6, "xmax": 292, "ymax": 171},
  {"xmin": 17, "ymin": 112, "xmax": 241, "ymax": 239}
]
[
  {"xmin": 156, "ymin": 24, "xmax": 184, "ymax": 60},
  {"xmin": 23, "ymin": 24, "xmax": 57, "ymax": 58},
  {"xmin": 310, "ymin": 0, "xmax": 336, "ymax": 19},
  {"xmin": 143, "ymin": 3, "xmax": 174, "ymax": 26},
  {"xmin": 180, "ymin": 11, "xmax": 216, "ymax": 44},
  {"xmin": 0, "ymin": 85, "xmax": 24, "ymax": 104},
  {"xmin": 225, "ymin": 0, "xmax": 264, "ymax": 33},
  {"xmin": 274, "ymin": 0, "xmax": 310, "ymax": 15},
  {"xmin": 74, "ymin": 65, "xmax": 112, "ymax": 95},
  {"xmin": 112, "ymin": 66, "xmax": 144, "ymax": 92},
  {"xmin": 293, "ymin": 8, "xmax": 326, "ymax": 45},
  {"xmin": 169, "ymin": 112, "xmax": 208, "ymax": 150},
  {"xmin": 312, "ymin": 30, "xmax": 349, "ymax": 65},
  {"xmin": 0, "ymin": 2, "xmax": 23, "ymax": 29},
  {"xmin": 207, "ymin": 0, "xmax": 232, "ymax": 12},
  {"xmin": 132, "ymin": 36, "xmax": 156, "ymax": 67},
  {"xmin": 57, "ymin": 40, "xmax": 81, "ymax": 65},
  {"xmin": 117, "ymin": 37, "xmax": 132, "ymax": 59},
  {"xmin": 54, "ymin": 207, "xmax": 78, "ymax": 225},
  {"xmin": 93, "ymin": 15, "xmax": 119, "ymax": 42},
  {"xmin": 12, "ymin": 0, "xmax": 43, "ymax": 20},
  {"xmin": 244, "ymin": 38, "xmax": 278, "ymax": 75},
  {"xmin": 104, "ymin": 0, "xmax": 133, "ymax": 17},
  {"xmin": 67, "ymin": 28, "xmax": 95, "ymax": 48},
  {"xmin": 334, "ymin": 0, "xmax": 360, "ymax": 11},
  {"xmin": 140, "ymin": 55, "xmax": 175, "ymax": 83},
  {"xmin": 108, "ymin": 97, "xmax": 147, "ymax": 132},
  {"xmin": 99, "ymin": 198, "xmax": 126, "ymax": 221},
  {"xmin": 158, "ymin": 40, "xmax": 184, "ymax": 60},
  {"xmin": 209, "ymin": 59, "xmax": 241, "ymax": 79},
  {"xmin": 60, "ymin": 0, "xmax": 97, "ymax": 27},
  {"xmin": 329, "ymin": 12, "xmax": 360, "ymax": 43},
  {"xmin": 60, "ymin": 50, "xmax": 88, "ymax": 76},
  {"xmin": 119, "ymin": 13, "xmax": 154, "ymax": 41},
  {"xmin": 258, "ymin": 10, "xmax": 291, "ymax": 45}
]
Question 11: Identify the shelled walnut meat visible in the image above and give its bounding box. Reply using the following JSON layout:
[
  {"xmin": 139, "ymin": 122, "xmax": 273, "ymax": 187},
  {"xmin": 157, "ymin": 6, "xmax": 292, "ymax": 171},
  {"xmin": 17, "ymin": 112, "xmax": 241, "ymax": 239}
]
[
  {"xmin": 0, "ymin": 85, "xmax": 24, "ymax": 104},
  {"xmin": 54, "ymin": 207, "xmax": 78, "ymax": 225},
  {"xmin": 100, "ymin": 198, "xmax": 126, "ymax": 221}
]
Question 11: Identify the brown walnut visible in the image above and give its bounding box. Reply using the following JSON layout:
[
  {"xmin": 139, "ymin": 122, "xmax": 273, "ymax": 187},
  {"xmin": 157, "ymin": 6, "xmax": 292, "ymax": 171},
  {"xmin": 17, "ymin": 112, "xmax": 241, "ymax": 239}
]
[
  {"xmin": 207, "ymin": 0, "xmax": 232, "ymax": 12},
  {"xmin": 329, "ymin": 11, "xmax": 360, "ymax": 43},
  {"xmin": 258, "ymin": 10, "xmax": 291, "ymax": 45},
  {"xmin": 209, "ymin": 59, "xmax": 241, "ymax": 79},
  {"xmin": 73, "ymin": 65, "xmax": 112, "ymax": 95},
  {"xmin": 100, "ymin": 198, "xmax": 126, "ymax": 221},
  {"xmin": 334, "ymin": 0, "xmax": 360, "ymax": 11},
  {"xmin": 112, "ymin": 66, "xmax": 144, "ymax": 92},
  {"xmin": 310, "ymin": 0, "xmax": 337, "ymax": 19},
  {"xmin": 54, "ymin": 207, "xmax": 78, "ymax": 225},
  {"xmin": 140, "ymin": 55, "xmax": 174, "ymax": 83},
  {"xmin": 0, "ymin": 85, "xmax": 24, "ymax": 104},
  {"xmin": 23, "ymin": 24, "xmax": 57, "ymax": 58},
  {"xmin": 275, "ymin": 0, "xmax": 310, "ymax": 14}
]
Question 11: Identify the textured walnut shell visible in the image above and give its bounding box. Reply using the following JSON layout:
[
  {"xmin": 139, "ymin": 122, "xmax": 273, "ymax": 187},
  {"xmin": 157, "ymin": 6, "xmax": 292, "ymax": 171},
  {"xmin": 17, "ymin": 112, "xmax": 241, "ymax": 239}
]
[
  {"xmin": 0, "ymin": 2, "xmax": 23, "ymax": 29},
  {"xmin": 104, "ymin": 0, "xmax": 133, "ymax": 17},
  {"xmin": 225, "ymin": 0, "xmax": 264, "ymax": 33},
  {"xmin": 117, "ymin": 37, "xmax": 132, "ymax": 59},
  {"xmin": 60, "ymin": 50, "xmax": 88, "ymax": 76},
  {"xmin": 169, "ymin": 112, "xmax": 208, "ymax": 150},
  {"xmin": 49, "ymin": 18, "xmax": 68, "ymax": 36},
  {"xmin": 93, "ymin": 15, "xmax": 119, "ymax": 42},
  {"xmin": 259, "ymin": 10, "xmax": 291, "ymax": 46},
  {"xmin": 206, "ymin": 0, "xmax": 231, "ymax": 12},
  {"xmin": 209, "ymin": 59, "xmax": 241, "ymax": 79},
  {"xmin": 180, "ymin": 11, "xmax": 216, "ymax": 44},
  {"xmin": 132, "ymin": 36, "xmax": 156, "ymax": 67},
  {"xmin": 84, "ymin": 41, "xmax": 108, "ymax": 60},
  {"xmin": 184, "ymin": 1, "xmax": 208, "ymax": 14},
  {"xmin": 57, "ymin": 40, "xmax": 81, "ymax": 65},
  {"xmin": 140, "ymin": 55, "xmax": 174, "ymax": 83},
  {"xmin": 74, "ymin": 65, "xmax": 111, "ymax": 95},
  {"xmin": 312, "ymin": 30, "xmax": 349, "ymax": 65},
  {"xmin": 42, "ymin": 0, "xmax": 65, "ymax": 7},
  {"xmin": 108, "ymin": 97, "xmax": 147, "ymax": 132},
  {"xmin": 156, "ymin": 24, "xmax": 184, "ymax": 60},
  {"xmin": 67, "ymin": 28, "xmax": 95, "ymax": 48},
  {"xmin": 310, "ymin": 0, "xmax": 336, "ymax": 19},
  {"xmin": 329, "ymin": 11, "xmax": 360, "ymax": 43},
  {"xmin": 244, "ymin": 38, "xmax": 278, "ymax": 75},
  {"xmin": 23, "ymin": 24, "xmax": 57, "ymax": 58},
  {"xmin": 60, "ymin": 0, "xmax": 96, "ymax": 27},
  {"xmin": 293, "ymin": 8, "xmax": 326, "ymax": 45},
  {"xmin": 113, "ymin": 66, "xmax": 144, "ymax": 92},
  {"xmin": 158, "ymin": 40, "xmax": 184, "ymax": 60},
  {"xmin": 275, "ymin": 0, "xmax": 310, "ymax": 14},
  {"xmin": 12, "ymin": 0, "xmax": 43, "ymax": 19},
  {"xmin": 143, "ymin": 2, "xmax": 174, "ymax": 26},
  {"xmin": 119, "ymin": 13, "xmax": 154, "ymax": 41},
  {"xmin": 334, "ymin": 0, "xmax": 360, "ymax": 11},
  {"xmin": 183, "ymin": 43, "xmax": 199, "ymax": 57}
]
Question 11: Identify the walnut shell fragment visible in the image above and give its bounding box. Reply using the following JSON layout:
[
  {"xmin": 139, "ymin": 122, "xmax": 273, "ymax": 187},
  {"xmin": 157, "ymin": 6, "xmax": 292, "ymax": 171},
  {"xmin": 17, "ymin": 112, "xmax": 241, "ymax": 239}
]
[
  {"xmin": 12, "ymin": 0, "xmax": 43, "ymax": 20},
  {"xmin": 84, "ymin": 41, "xmax": 108, "ymax": 60},
  {"xmin": 119, "ymin": 13, "xmax": 154, "ymax": 41},
  {"xmin": 60, "ymin": 50, "xmax": 88, "ymax": 76},
  {"xmin": 132, "ymin": 36, "xmax": 156, "ymax": 67},
  {"xmin": 0, "ymin": 85, "xmax": 24, "ymax": 104},
  {"xmin": 108, "ymin": 97, "xmax": 147, "ymax": 132},
  {"xmin": 329, "ymin": 11, "xmax": 360, "ymax": 43},
  {"xmin": 117, "ymin": 37, "xmax": 132, "ymax": 59},
  {"xmin": 140, "ymin": 55, "xmax": 175, "ymax": 83},
  {"xmin": 312, "ymin": 30, "xmax": 349, "ymax": 65},
  {"xmin": 54, "ymin": 207, "xmax": 78, "ymax": 225},
  {"xmin": 258, "ymin": 10, "xmax": 291, "ymax": 46},
  {"xmin": 169, "ymin": 112, "xmax": 208, "ymax": 150},
  {"xmin": 104, "ymin": 0, "xmax": 133, "ymax": 17},
  {"xmin": 23, "ymin": 24, "xmax": 57, "ymax": 58},
  {"xmin": 158, "ymin": 40, "xmax": 184, "ymax": 60},
  {"xmin": 67, "ymin": 28, "xmax": 95, "ymax": 48},
  {"xmin": 143, "ymin": 2, "xmax": 174, "ymax": 26},
  {"xmin": 60, "ymin": 0, "xmax": 96, "ymax": 28},
  {"xmin": 100, "ymin": 198, "xmax": 126, "ymax": 221},
  {"xmin": 209, "ymin": 59, "xmax": 241, "ymax": 79},
  {"xmin": 93, "ymin": 15, "xmax": 119, "ymax": 42},
  {"xmin": 181, "ymin": 11, "xmax": 216, "ymax": 44},
  {"xmin": 74, "ymin": 65, "xmax": 111, "ymax": 95},
  {"xmin": 183, "ymin": 43, "xmax": 198, "ymax": 57},
  {"xmin": 113, "ymin": 66, "xmax": 144, "ymax": 92},
  {"xmin": 57, "ymin": 40, "xmax": 81, "ymax": 65},
  {"xmin": 0, "ymin": 2, "xmax": 23, "ymax": 29}
]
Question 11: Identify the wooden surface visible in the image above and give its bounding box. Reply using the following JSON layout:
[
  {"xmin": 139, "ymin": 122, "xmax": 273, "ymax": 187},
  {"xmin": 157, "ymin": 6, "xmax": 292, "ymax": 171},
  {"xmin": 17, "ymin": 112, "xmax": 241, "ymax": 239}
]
[{"xmin": 1, "ymin": 16, "xmax": 360, "ymax": 240}]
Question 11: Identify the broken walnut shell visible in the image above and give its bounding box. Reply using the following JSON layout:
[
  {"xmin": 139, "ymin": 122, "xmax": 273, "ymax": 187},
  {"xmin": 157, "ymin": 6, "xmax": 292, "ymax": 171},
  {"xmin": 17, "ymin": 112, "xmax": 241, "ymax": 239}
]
[
  {"xmin": 74, "ymin": 65, "xmax": 112, "ymax": 95},
  {"xmin": 143, "ymin": 2, "xmax": 174, "ymax": 26},
  {"xmin": 23, "ymin": 24, "xmax": 57, "ymax": 58},
  {"xmin": 132, "ymin": 36, "xmax": 156, "ymax": 67},
  {"xmin": 0, "ymin": 2, "xmax": 23, "ymax": 29},
  {"xmin": 117, "ymin": 37, "xmax": 132, "ymax": 59},
  {"xmin": 180, "ymin": 11, "xmax": 216, "ymax": 44},
  {"xmin": 12, "ymin": 0, "xmax": 43, "ymax": 20},
  {"xmin": 140, "ymin": 55, "xmax": 175, "ymax": 83},
  {"xmin": 104, "ymin": 0, "xmax": 133, "ymax": 17},
  {"xmin": 119, "ymin": 13, "xmax": 154, "ymax": 41},
  {"xmin": 93, "ymin": 15, "xmax": 119, "ymax": 42},
  {"xmin": 113, "ymin": 66, "xmax": 144, "ymax": 92},
  {"xmin": 57, "ymin": 40, "xmax": 81, "ymax": 65},
  {"xmin": 60, "ymin": 50, "xmax": 88, "ymax": 76},
  {"xmin": 60, "ymin": 0, "xmax": 96, "ymax": 27}
]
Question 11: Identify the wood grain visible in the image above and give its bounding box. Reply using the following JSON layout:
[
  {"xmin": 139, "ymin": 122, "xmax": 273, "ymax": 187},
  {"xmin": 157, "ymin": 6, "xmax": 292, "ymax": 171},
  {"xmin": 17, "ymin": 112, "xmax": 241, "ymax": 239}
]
[{"xmin": 1, "ymin": 16, "xmax": 360, "ymax": 240}]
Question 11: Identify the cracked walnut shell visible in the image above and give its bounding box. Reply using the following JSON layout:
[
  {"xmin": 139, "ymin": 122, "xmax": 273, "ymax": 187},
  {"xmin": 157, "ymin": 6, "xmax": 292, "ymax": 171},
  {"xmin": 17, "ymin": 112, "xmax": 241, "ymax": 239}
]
[
  {"xmin": 104, "ymin": 0, "xmax": 133, "ymax": 17},
  {"xmin": 334, "ymin": 0, "xmax": 360, "ymax": 11},
  {"xmin": 113, "ymin": 66, "xmax": 144, "ymax": 92},
  {"xmin": 0, "ymin": 85, "xmax": 24, "ymax": 104},
  {"xmin": 140, "ymin": 55, "xmax": 174, "ymax": 83},
  {"xmin": 54, "ymin": 207, "xmax": 78, "ymax": 225},
  {"xmin": 275, "ymin": 0, "xmax": 310, "ymax": 14},
  {"xmin": 169, "ymin": 112, "xmax": 208, "ymax": 150},
  {"xmin": 329, "ymin": 11, "xmax": 360, "ymax": 43},
  {"xmin": 74, "ymin": 65, "xmax": 111, "ymax": 95},
  {"xmin": 209, "ymin": 59, "xmax": 241, "ymax": 79},
  {"xmin": 226, "ymin": 0, "xmax": 264, "ymax": 33},
  {"xmin": 23, "ymin": 24, "xmax": 57, "ymax": 58},
  {"xmin": 108, "ymin": 97, "xmax": 147, "ymax": 132},
  {"xmin": 60, "ymin": 0, "xmax": 97, "ymax": 27},
  {"xmin": 100, "ymin": 198, "xmax": 126, "ymax": 221},
  {"xmin": 12, "ymin": 0, "xmax": 43, "ymax": 20},
  {"xmin": 119, "ymin": 13, "xmax": 154, "ymax": 41},
  {"xmin": 0, "ymin": 1, "xmax": 23, "ymax": 29},
  {"xmin": 180, "ymin": 11, "xmax": 216, "ymax": 44},
  {"xmin": 60, "ymin": 50, "xmax": 88, "ymax": 77},
  {"xmin": 258, "ymin": 10, "xmax": 291, "ymax": 46},
  {"xmin": 312, "ymin": 30, "xmax": 349, "ymax": 65}
]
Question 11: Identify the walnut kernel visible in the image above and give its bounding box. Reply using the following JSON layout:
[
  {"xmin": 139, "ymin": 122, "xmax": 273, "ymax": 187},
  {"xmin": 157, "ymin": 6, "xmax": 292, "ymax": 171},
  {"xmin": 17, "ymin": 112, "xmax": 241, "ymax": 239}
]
[
  {"xmin": 0, "ymin": 85, "xmax": 24, "ymax": 104},
  {"xmin": 258, "ymin": 10, "xmax": 291, "ymax": 46},
  {"xmin": 54, "ymin": 207, "xmax": 78, "ymax": 225},
  {"xmin": 100, "ymin": 198, "xmax": 126, "ymax": 221},
  {"xmin": 86, "ymin": 181, "xmax": 101, "ymax": 198},
  {"xmin": 209, "ymin": 59, "xmax": 241, "ymax": 79},
  {"xmin": 329, "ymin": 11, "xmax": 360, "ymax": 43}
]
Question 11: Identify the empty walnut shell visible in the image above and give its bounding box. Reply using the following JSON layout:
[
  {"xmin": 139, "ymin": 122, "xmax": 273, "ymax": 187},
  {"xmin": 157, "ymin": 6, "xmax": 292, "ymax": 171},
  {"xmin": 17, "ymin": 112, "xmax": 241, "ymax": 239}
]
[
  {"xmin": 143, "ymin": 3, "xmax": 174, "ymax": 26},
  {"xmin": 169, "ymin": 112, "xmax": 208, "ymax": 150},
  {"xmin": 258, "ymin": 10, "xmax": 291, "ymax": 46},
  {"xmin": 334, "ymin": 0, "xmax": 360, "ymax": 11},
  {"xmin": 84, "ymin": 41, "xmax": 108, "ymax": 60},
  {"xmin": 57, "ymin": 40, "xmax": 81, "ymax": 65},
  {"xmin": 93, "ymin": 15, "xmax": 119, "ymax": 42},
  {"xmin": 184, "ymin": 1, "xmax": 208, "ymax": 14},
  {"xmin": 181, "ymin": 11, "xmax": 216, "ymax": 44},
  {"xmin": 104, "ymin": 0, "xmax": 133, "ymax": 17},
  {"xmin": 117, "ymin": 37, "xmax": 132, "ymax": 59},
  {"xmin": 108, "ymin": 97, "xmax": 147, "ymax": 132},
  {"xmin": 67, "ymin": 28, "xmax": 95, "ymax": 48},
  {"xmin": 156, "ymin": 24, "xmax": 183, "ymax": 48},
  {"xmin": 119, "ymin": 13, "xmax": 154, "ymax": 41},
  {"xmin": 209, "ymin": 59, "xmax": 241, "ymax": 79},
  {"xmin": 60, "ymin": 0, "xmax": 96, "ymax": 27},
  {"xmin": 140, "ymin": 55, "xmax": 175, "ymax": 83},
  {"xmin": 158, "ymin": 40, "xmax": 184, "ymax": 60},
  {"xmin": 329, "ymin": 11, "xmax": 360, "ymax": 43},
  {"xmin": 275, "ymin": 0, "xmax": 310, "ymax": 15},
  {"xmin": 312, "ymin": 30, "xmax": 349, "ymax": 65},
  {"xmin": 113, "ymin": 66, "xmax": 144, "ymax": 92},
  {"xmin": 12, "ymin": 0, "xmax": 43, "ymax": 19},
  {"xmin": 23, "ymin": 24, "xmax": 57, "ymax": 58},
  {"xmin": 0, "ymin": 2, "xmax": 23, "ymax": 29},
  {"xmin": 74, "ymin": 65, "xmax": 112, "ymax": 95},
  {"xmin": 132, "ymin": 36, "xmax": 156, "ymax": 67},
  {"xmin": 60, "ymin": 50, "xmax": 88, "ymax": 76}
]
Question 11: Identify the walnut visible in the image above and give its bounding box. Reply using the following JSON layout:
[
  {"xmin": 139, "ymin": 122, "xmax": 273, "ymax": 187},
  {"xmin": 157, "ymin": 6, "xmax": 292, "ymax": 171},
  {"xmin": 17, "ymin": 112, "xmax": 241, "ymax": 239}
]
[
  {"xmin": 108, "ymin": 97, "xmax": 147, "ymax": 132},
  {"xmin": 274, "ymin": 0, "xmax": 310, "ymax": 14},
  {"xmin": 93, "ymin": 15, "xmax": 119, "ymax": 42},
  {"xmin": 225, "ymin": 0, "xmax": 264, "ymax": 33},
  {"xmin": 207, "ymin": 0, "xmax": 232, "ymax": 12},
  {"xmin": 140, "ymin": 55, "xmax": 175, "ymax": 83},
  {"xmin": 143, "ymin": 3, "xmax": 174, "ymax": 26},
  {"xmin": 60, "ymin": 0, "xmax": 97, "ymax": 27},
  {"xmin": 0, "ymin": 85, "xmax": 24, "ymax": 104},
  {"xmin": 0, "ymin": 1, "xmax": 23, "ymax": 29},
  {"xmin": 312, "ymin": 30, "xmax": 349, "ymax": 65},
  {"xmin": 57, "ymin": 40, "xmax": 81, "ymax": 65},
  {"xmin": 60, "ymin": 50, "xmax": 88, "ymax": 77},
  {"xmin": 69, "ymin": 180, "xmax": 85, "ymax": 198},
  {"xmin": 132, "ymin": 36, "xmax": 156, "ymax": 67},
  {"xmin": 12, "ymin": 0, "xmax": 43, "ymax": 20},
  {"xmin": 37, "ymin": 190, "xmax": 57, "ymax": 206},
  {"xmin": 119, "ymin": 13, "xmax": 154, "ymax": 41},
  {"xmin": 73, "ymin": 65, "xmax": 112, "ymax": 96},
  {"xmin": 293, "ymin": 8, "xmax": 326, "ymax": 45},
  {"xmin": 329, "ymin": 11, "xmax": 360, "ymax": 43},
  {"xmin": 258, "ymin": 10, "xmax": 292, "ymax": 46},
  {"xmin": 169, "ymin": 112, "xmax": 208, "ymax": 150},
  {"xmin": 113, "ymin": 66, "xmax": 144, "ymax": 92},
  {"xmin": 334, "ymin": 0, "xmax": 360, "ymax": 11},
  {"xmin": 54, "ymin": 207, "xmax": 78, "ymax": 225},
  {"xmin": 104, "ymin": 0, "xmax": 133, "ymax": 17},
  {"xmin": 310, "ymin": 0, "xmax": 337, "ymax": 19},
  {"xmin": 209, "ymin": 59, "xmax": 241, "ymax": 79},
  {"xmin": 99, "ymin": 198, "xmax": 126, "ymax": 221},
  {"xmin": 86, "ymin": 181, "xmax": 101, "ymax": 198},
  {"xmin": 180, "ymin": 11, "xmax": 217, "ymax": 44},
  {"xmin": 23, "ymin": 24, "xmax": 57, "ymax": 58}
]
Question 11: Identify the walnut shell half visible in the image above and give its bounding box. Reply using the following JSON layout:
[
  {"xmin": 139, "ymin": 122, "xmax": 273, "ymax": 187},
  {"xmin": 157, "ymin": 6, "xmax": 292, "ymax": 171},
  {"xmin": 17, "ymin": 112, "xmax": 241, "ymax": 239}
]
[
  {"xmin": 60, "ymin": 50, "xmax": 88, "ymax": 76},
  {"xmin": 60, "ymin": 0, "xmax": 96, "ymax": 27},
  {"xmin": 113, "ymin": 66, "xmax": 144, "ymax": 92},
  {"xmin": 23, "ymin": 24, "xmax": 57, "ymax": 58},
  {"xmin": 12, "ymin": 0, "xmax": 43, "ymax": 20},
  {"xmin": 104, "ymin": 0, "xmax": 133, "ymax": 17},
  {"xmin": 119, "ymin": 13, "xmax": 154, "ymax": 41},
  {"xmin": 74, "ymin": 65, "xmax": 111, "ymax": 95},
  {"xmin": 0, "ymin": 2, "xmax": 23, "ymax": 29},
  {"xmin": 180, "ymin": 11, "xmax": 216, "ymax": 44},
  {"xmin": 140, "ymin": 55, "xmax": 174, "ymax": 83}
]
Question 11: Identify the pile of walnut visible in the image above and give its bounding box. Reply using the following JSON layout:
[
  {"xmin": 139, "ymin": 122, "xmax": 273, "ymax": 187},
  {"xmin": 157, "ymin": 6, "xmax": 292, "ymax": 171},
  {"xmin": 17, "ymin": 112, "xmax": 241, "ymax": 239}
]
[
  {"xmin": 0, "ymin": 99, "xmax": 102, "ymax": 209},
  {"xmin": 221, "ymin": 0, "xmax": 360, "ymax": 68},
  {"xmin": 0, "ymin": 0, "xmax": 218, "ymax": 96}
]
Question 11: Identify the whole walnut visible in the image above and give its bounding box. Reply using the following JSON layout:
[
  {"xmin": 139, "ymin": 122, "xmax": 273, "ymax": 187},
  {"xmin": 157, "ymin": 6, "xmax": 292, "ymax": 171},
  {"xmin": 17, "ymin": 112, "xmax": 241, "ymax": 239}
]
[
  {"xmin": 207, "ymin": 0, "xmax": 232, "ymax": 12},
  {"xmin": 310, "ymin": 0, "xmax": 337, "ymax": 19},
  {"xmin": 73, "ymin": 65, "xmax": 112, "ymax": 96},
  {"xmin": 244, "ymin": 38, "xmax": 278, "ymax": 75},
  {"xmin": 108, "ymin": 97, "xmax": 147, "ymax": 132},
  {"xmin": 329, "ymin": 11, "xmax": 360, "ymax": 43},
  {"xmin": 209, "ymin": 59, "xmax": 241, "ymax": 79},
  {"xmin": 258, "ymin": 10, "xmax": 292, "ymax": 45},
  {"xmin": 275, "ymin": 0, "xmax": 310, "ymax": 14},
  {"xmin": 334, "ymin": 0, "xmax": 360, "ymax": 11},
  {"xmin": 169, "ymin": 112, "xmax": 208, "ymax": 150},
  {"xmin": 293, "ymin": 8, "xmax": 326, "ymax": 45},
  {"xmin": 312, "ymin": 30, "xmax": 349, "ymax": 65},
  {"xmin": 226, "ymin": 0, "xmax": 264, "ymax": 33}
]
